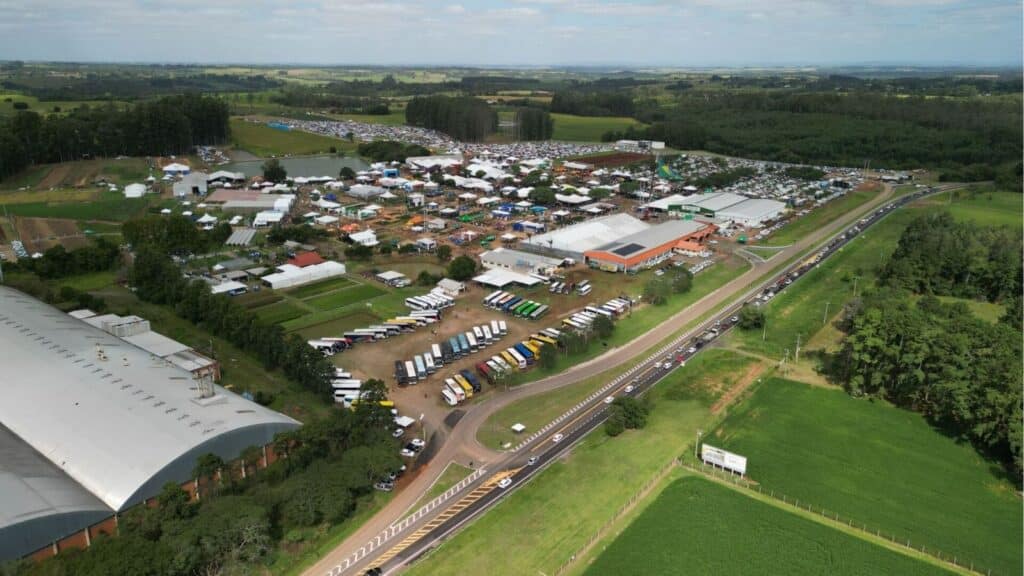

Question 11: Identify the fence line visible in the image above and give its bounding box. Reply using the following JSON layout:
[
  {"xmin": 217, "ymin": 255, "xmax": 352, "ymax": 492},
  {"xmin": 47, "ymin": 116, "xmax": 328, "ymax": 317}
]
[
  {"xmin": 680, "ymin": 461, "xmax": 987, "ymax": 576},
  {"xmin": 553, "ymin": 457, "xmax": 679, "ymax": 576}
]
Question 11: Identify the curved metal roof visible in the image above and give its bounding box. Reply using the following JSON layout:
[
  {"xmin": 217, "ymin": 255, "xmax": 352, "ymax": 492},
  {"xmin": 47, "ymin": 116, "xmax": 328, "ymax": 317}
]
[{"xmin": 0, "ymin": 287, "xmax": 300, "ymax": 513}]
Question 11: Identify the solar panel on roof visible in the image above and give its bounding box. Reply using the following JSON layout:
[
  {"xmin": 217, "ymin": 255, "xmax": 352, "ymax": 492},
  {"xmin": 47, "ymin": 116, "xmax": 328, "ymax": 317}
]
[{"xmin": 612, "ymin": 243, "xmax": 644, "ymax": 256}]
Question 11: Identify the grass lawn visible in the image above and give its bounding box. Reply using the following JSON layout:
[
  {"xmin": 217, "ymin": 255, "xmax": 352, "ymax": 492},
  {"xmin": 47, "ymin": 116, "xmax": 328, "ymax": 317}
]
[
  {"xmin": 254, "ymin": 300, "xmax": 308, "ymax": 325},
  {"xmin": 924, "ymin": 189, "xmax": 1022, "ymax": 229},
  {"xmin": 325, "ymin": 110, "xmax": 407, "ymax": 126},
  {"xmin": 727, "ymin": 206, "xmax": 921, "ymax": 359},
  {"xmin": 409, "ymin": 350, "xmax": 759, "ymax": 576},
  {"xmin": 478, "ymin": 260, "xmax": 750, "ymax": 449},
  {"xmin": 584, "ymin": 476, "xmax": 952, "ymax": 576},
  {"xmin": 708, "ymin": 378, "xmax": 1022, "ymax": 576},
  {"xmin": 762, "ymin": 186, "xmax": 881, "ymax": 247},
  {"xmin": 56, "ymin": 270, "xmax": 119, "ymax": 292},
  {"xmin": 936, "ymin": 295, "xmax": 1005, "ymax": 324},
  {"xmin": 286, "ymin": 276, "xmax": 356, "ymax": 299},
  {"xmin": 305, "ymin": 283, "xmax": 387, "ymax": 311},
  {"xmin": 3, "ymin": 190, "xmax": 153, "ymax": 221},
  {"xmin": 411, "ymin": 461, "xmax": 474, "ymax": 512},
  {"xmin": 230, "ymin": 117, "xmax": 355, "ymax": 157},
  {"xmin": 550, "ymin": 113, "xmax": 646, "ymax": 142}
]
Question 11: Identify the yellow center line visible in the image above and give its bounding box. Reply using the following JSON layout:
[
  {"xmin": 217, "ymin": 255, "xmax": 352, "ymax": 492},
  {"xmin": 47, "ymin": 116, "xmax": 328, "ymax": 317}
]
[{"xmin": 365, "ymin": 469, "xmax": 521, "ymax": 569}]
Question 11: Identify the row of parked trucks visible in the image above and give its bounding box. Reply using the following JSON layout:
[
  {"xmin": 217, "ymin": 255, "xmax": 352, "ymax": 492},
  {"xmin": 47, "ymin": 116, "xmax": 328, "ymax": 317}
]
[
  {"xmin": 394, "ymin": 320, "xmax": 509, "ymax": 385},
  {"xmin": 440, "ymin": 327, "xmax": 564, "ymax": 406},
  {"xmin": 561, "ymin": 297, "xmax": 632, "ymax": 331},
  {"xmin": 482, "ymin": 290, "xmax": 550, "ymax": 320},
  {"xmin": 307, "ymin": 309, "xmax": 442, "ymax": 356}
]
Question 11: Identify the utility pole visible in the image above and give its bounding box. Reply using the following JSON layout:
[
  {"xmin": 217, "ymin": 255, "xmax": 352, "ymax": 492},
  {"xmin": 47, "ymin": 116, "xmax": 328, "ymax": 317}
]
[
  {"xmin": 852, "ymin": 275, "xmax": 860, "ymax": 297},
  {"xmin": 823, "ymin": 300, "xmax": 830, "ymax": 326},
  {"xmin": 795, "ymin": 333, "xmax": 801, "ymax": 364},
  {"xmin": 761, "ymin": 317, "xmax": 767, "ymax": 342},
  {"xmin": 695, "ymin": 430, "xmax": 703, "ymax": 459}
]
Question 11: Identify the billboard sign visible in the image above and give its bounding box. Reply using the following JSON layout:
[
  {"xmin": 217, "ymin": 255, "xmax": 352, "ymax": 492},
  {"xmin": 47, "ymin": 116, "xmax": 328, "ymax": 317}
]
[{"xmin": 701, "ymin": 444, "xmax": 747, "ymax": 475}]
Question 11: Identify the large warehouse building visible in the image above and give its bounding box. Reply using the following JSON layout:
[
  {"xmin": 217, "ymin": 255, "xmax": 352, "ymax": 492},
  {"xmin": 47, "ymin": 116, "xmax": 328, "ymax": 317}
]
[
  {"xmin": 584, "ymin": 219, "xmax": 716, "ymax": 273},
  {"xmin": 522, "ymin": 213, "xmax": 650, "ymax": 260},
  {"xmin": 0, "ymin": 287, "xmax": 300, "ymax": 561}
]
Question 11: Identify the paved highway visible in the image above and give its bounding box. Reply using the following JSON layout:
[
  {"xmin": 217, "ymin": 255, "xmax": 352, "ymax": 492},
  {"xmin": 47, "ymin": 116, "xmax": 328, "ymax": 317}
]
[{"xmin": 308, "ymin": 184, "xmax": 953, "ymax": 576}]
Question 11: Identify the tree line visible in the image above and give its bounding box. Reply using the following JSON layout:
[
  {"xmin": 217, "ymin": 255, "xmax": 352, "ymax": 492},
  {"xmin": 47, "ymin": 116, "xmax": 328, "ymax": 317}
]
[
  {"xmin": 269, "ymin": 88, "xmax": 390, "ymax": 114},
  {"xmin": 12, "ymin": 238, "xmax": 121, "ymax": 280},
  {"xmin": 512, "ymin": 107, "xmax": 553, "ymax": 141},
  {"xmin": 826, "ymin": 213, "xmax": 1023, "ymax": 477},
  {"xmin": 356, "ymin": 140, "xmax": 431, "ymax": 162},
  {"xmin": 604, "ymin": 91, "xmax": 1021, "ymax": 188},
  {"xmin": 879, "ymin": 211, "xmax": 1022, "ymax": 303},
  {"xmin": 827, "ymin": 289, "xmax": 1021, "ymax": 477},
  {"xmin": 11, "ymin": 393, "xmax": 400, "ymax": 576},
  {"xmin": 0, "ymin": 94, "xmax": 230, "ymax": 180},
  {"xmin": 550, "ymin": 91, "xmax": 635, "ymax": 117},
  {"xmin": 123, "ymin": 215, "xmax": 232, "ymax": 257},
  {"xmin": 1, "ymin": 71, "xmax": 280, "ymax": 101},
  {"xmin": 130, "ymin": 246, "xmax": 335, "ymax": 400},
  {"xmin": 405, "ymin": 95, "xmax": 497, "ymax": 141}
]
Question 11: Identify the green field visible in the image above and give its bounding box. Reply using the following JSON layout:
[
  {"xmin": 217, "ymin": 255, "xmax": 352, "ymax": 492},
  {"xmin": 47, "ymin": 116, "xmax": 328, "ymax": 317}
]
[
  {"xmin": 762, "ymin": 187, "xmax": 881, "ymax": 246},
  {"xmin": 928, "ymin": 189, "xmax": 1022, "ymax": 228},
  {"xmin": 709, "ymin": 378, "xmax": 1022, "ymax": 576},
  {"xmin": 936, "ymin": 295, "xmax": 1005, "ymax": 323},
  {"xmin": 550, "ymin": 113, "xmax": 647, "ymax": 142},
  {"xmin": 3, "ymin": 193, "xmax": 153, "ymax": 221},
  {"xmin": 230, "ymin": 118, "xmax": 355, "ymax": 157},
  {"xmin": 304, "ymin": 283, "xmax": 386, "ymax": 311},
  {"xmin": 410, "ymin": 351, "xmax": 758, "ymax": 576},
  {"xmin": 585, "ymin": 476, "xmax": 951, "ymax": 576},
  {"xmin": 286, "ymin": 276, "xmax": 356, "ymax": 299},
  {"xmin": 254, "ymin": 300, "xmax": 308, "ymax": 325}
]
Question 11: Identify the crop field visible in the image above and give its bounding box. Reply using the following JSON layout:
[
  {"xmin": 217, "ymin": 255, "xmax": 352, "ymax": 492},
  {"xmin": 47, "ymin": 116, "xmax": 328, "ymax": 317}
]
[
  {"xmin": 285, "ymin": 276, "xmax": 356, "ymax": 299},
  {"xmin": 550, "ymin": 113, "xmax": 646, "ymax": 142},
  {"xmin": 14, "ymin": 216, "xmax": 92, "ymax": 252},
  {"xmin": 761, "ymin": 185, "xmax": 882, "ymax": 247},
  {"xmin": 584, "ymin": 476, "xmax": 951, "ymax": 576},
  {"xmin": 230, "ymin": 118, "xmax": 355, "ymax": 157},
  {"xmin": 253, "ymin": 301, "xmax": 308, "ymax": 325},
  {"xmin": 708, "ymin": 378, "xmax": 1022, "ymax": 576},
  {"xmin": 305, "ymin": 283, "xmax": 387, "ymax": 311},
  {"xmin": 0, "ymin": 158, "xmax": 151, "ymax": 191}
]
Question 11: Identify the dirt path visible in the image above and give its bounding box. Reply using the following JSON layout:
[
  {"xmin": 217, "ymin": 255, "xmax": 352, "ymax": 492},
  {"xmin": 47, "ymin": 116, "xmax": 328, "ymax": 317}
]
[
  {"xmin": 720, "ymin": 347, "xmax": 836, "ymax": 389},
  {"xmin": 301, "ymin": 183, "xmax": 897, "ymax": 576},
  {"xmin": 36, "ymin": 164, "xmax": 69, "ymax": 188},
  {"xmin": 710, "ymin": 362, "xmax": 766, "ymax": 414}
]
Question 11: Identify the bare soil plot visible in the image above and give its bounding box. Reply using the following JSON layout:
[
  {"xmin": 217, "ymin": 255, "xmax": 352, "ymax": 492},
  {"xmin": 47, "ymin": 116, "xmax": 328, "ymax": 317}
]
[{"xmin": 15, "ymin": 217, "xmax": 86, "ymax": 252}]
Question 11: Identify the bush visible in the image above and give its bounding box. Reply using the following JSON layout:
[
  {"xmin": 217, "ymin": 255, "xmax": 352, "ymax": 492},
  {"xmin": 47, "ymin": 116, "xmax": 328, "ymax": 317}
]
[{"xmin": 447, "ymin": 255, "xmax": 477, "ymax": 281}]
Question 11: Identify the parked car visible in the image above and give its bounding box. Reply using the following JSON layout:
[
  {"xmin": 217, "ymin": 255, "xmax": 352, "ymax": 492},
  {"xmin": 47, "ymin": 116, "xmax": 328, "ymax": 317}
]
[
  {"xmin": 400, "ymin": 448, "xmax": 416, "ymax": 458},
  {"xmin": 392, "ymin": 428, "xmax": 405, "ymax": 438},
  {"xmin": 410, "ymin": 438, "xmax": 426, "ymax": 448}
]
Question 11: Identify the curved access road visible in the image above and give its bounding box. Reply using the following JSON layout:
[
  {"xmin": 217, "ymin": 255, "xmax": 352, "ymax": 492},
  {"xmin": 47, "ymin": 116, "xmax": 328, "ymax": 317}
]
[{"xmin": 302, "ymin": 183, "xmax": 901, "ymax": 576}]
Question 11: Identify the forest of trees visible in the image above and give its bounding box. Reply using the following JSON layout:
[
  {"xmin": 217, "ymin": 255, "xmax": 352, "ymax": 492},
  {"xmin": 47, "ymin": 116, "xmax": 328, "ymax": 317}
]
[
  {"xmin": 15, "ymin": 238, "xmax": 121, "ymax": 280},
  {"xmin": 604, "ymin": 91, "xmax": 1022, "ymax": 187},
  {"xmin": 405, "ymin": 95, "xmax": 497, "ymax": 141},
  {"xmin": 827, "ymin": 213, "xmax": 1023, "ymax": 476},
  {"xmin": 512, "ymin": 107, "xmax": 553, "ymax": 141},
  {"xmin": 550, "ymin": 91, "xmax": 635, "ymax": 117},
  {"xmin": 0, "ymin": 72, "xmax": 280, "ymax": 101},
  {"xmin": 269, "ymin": 88, "xmax": 390, "ymax": 114},
  {"xmin": 879, "ymin": 212, "xmax": 1022, "ymax": 302},
  {"xmin": 123, "ymin": 215, "xmax": 232, "ymax": 256},
  {"xmin": 356, "ymin": 140, "xmax": 431, "ymax": 162},
  {"xmin": 0, "ymin": 94, "xmax": 230, "ymax": 180}
]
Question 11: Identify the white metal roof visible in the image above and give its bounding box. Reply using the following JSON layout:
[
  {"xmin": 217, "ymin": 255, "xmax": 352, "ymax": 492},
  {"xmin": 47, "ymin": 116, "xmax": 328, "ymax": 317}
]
[
  {"xmin": 715, "ymin": 198, "xmax": 787, "ymax": 220},
  {"xmin": 685, "ymin": 192, "xmax": 747, "ymax": 212},
  {"xmin": 0, "ymin": 287, "xmax": 300, "ymax": 512},
  {"xmin": 525, "ymin": 213, "xmax": 649, "ymax": 254}
]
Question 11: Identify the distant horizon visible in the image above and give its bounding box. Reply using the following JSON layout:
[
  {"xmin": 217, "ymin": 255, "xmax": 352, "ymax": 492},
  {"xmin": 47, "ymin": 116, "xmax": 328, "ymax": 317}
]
[
  {"xmin": 2, "ymin": 1, "xmax": 1020, "ymax": 68},
  {"xmin": 3, "ymin": 59, "xmax": 1022, "ymax": 71}
]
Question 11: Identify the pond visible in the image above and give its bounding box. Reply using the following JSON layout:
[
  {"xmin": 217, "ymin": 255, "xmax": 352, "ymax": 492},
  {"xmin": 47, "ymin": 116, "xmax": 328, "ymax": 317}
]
[{"xmin": 222, "ymin": 155, "xmax": 369, "ymax": 179}]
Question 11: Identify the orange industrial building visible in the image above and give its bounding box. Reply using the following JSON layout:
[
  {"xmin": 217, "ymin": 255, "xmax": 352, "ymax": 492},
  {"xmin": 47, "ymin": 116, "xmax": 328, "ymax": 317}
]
[{"xmin": 584, "ymin": 219, "xmax": 716, "ymax": 273}]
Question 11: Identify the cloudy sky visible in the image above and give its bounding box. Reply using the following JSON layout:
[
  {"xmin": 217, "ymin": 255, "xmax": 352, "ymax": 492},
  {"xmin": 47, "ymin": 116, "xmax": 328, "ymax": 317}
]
[{"xmin": 0, "ymin": 0, "xmax": 1020, "ymax": 66}]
